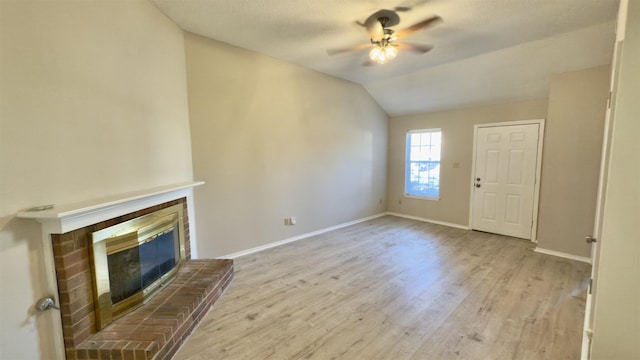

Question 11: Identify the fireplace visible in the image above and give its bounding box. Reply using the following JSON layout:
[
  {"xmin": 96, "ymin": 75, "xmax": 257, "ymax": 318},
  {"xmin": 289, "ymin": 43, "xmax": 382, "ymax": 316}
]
[
  {"xmin": 90, "ymin": 204, "xmax": 186, "ymax": 329},
  {"xmin": 17, "ymin": 183, "xmax": 234, "ymax": 360}
]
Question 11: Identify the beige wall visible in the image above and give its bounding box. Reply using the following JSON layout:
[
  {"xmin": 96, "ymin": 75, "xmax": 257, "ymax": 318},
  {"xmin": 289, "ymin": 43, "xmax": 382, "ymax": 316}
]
[
  {"xmin": 387, "ymin": 99, "xmax": 548, "ymax": 226},
  {"xmin": 0, "ymin": 1, "xmax": 192, "ymax": 358},
  {"xmin": 536, "ymin": 66, "xmax": 610, "ymax": 258},
  {"xmin": 387, "ymin": 66, "xmax": 610, "ymax": 260},
  {"xmin": 592, "ymin": 0, "xmax": 640, "ymax": 356},
  {"xmin": 184, "ymin": 33, "xmax": 388, "ymax": 257}
]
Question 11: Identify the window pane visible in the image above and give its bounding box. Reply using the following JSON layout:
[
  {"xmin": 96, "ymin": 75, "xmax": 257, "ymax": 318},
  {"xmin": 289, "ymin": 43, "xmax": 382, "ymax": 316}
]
[
  {"xmin": 405, "ymin": 130, "xmax": 441, "ymax": 198},
  {"xmin": 432, "ymin": 131, "xmax": 441, "ymax": 146},
  {"xmin": 411, "ymin": 133, "xmax": 421, "ymax": 146},
  {"xmin": 410, "ymin": 146, "xmax": 420, "ymax": 161}
]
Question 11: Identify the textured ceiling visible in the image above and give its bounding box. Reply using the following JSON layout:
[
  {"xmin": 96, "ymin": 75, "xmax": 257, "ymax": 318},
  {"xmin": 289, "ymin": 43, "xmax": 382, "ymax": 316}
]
[{"xmin": 151, "ymin": 0, "xmax": 619, "ymax": 116}]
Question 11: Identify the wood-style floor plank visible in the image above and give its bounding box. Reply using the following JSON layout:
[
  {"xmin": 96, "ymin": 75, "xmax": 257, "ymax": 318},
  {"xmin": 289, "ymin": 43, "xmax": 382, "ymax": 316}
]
[{"xmin": 173, "ymin": 216, "xmax": 590, "ymax": 360}]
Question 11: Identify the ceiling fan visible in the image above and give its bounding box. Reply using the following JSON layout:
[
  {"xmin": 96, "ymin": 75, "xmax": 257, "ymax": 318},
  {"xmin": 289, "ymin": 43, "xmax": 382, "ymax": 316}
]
[{"xmin": 328, "ymin": 10, "xmax": 442, "ymax": 65}]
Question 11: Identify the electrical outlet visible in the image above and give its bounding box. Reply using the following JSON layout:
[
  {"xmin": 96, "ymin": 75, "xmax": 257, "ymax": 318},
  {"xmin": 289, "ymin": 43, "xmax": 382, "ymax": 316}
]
[{"xmin": 284, "ymin": 218, "xmax": 290, "ymax": 226}]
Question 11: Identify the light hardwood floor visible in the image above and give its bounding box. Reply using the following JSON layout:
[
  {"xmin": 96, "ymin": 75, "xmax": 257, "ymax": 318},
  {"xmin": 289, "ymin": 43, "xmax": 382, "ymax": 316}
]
[{"xmin": 174, "ymin": 216, "xmax": 590, "ymax": 360}]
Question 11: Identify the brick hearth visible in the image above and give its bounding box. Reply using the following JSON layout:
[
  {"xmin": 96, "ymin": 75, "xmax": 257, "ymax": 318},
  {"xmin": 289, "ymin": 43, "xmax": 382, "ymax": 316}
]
[{"xmin": 73, "ymin": 259, "xmax": 233, "ymax": 360}]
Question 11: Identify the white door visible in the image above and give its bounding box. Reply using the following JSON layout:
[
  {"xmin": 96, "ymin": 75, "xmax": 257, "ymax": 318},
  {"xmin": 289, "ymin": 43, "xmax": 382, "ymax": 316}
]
[
  {"xmin": 471, "ymin": 123, "xmax": 542, "ymax": 239},
  {"xmin": 581, "ymin": 39, "xmax": 624, "ymax": 359}
]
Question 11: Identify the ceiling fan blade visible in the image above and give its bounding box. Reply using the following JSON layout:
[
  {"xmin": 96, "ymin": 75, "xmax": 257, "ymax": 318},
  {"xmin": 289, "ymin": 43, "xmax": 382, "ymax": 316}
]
[
  {"xmin": 395, "ymin": 0, "xmax": 430, "ymax": 12},
  {"xmin": 326, "ymin": 43, "xmax": 371, "ymax": 56},
  {"xmin": 394, "ymin": 6, "xmax": 412, "ymax": 12},
  {"xmin": 395, "ymin": 42, "xmax": 434, "ymax": 54},
  {"xmin": 395, "ymin": 15, "xmax": 442, "ymax": 39}
]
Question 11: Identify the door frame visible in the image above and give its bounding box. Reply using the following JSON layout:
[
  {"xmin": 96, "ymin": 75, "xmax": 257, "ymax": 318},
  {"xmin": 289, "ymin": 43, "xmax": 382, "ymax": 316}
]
[
  {"xmin": 581, "ymin": 39, "xmax": 624, "ymax": 360},
  {"xmin": 468, "ymin": 119, "xmax": 545, "ymax": 242}
]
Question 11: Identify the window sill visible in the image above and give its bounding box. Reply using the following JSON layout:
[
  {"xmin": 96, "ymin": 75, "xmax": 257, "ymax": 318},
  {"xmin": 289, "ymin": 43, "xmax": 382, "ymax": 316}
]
[{"xmin": 404, "ymin": 194, "xmax": 440, "ymax": 202}]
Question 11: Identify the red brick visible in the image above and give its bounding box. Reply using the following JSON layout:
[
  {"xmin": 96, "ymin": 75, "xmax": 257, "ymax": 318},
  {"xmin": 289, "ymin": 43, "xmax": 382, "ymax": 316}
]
[
  {"xmin": 75, "ymin": 348, "xmax": 89, "ymax": 360},
  {"xmin": 65, "ymin": 348, "xmax": 77, "ymax": 360},
  {"xmin": 59, "ymin": 271, "xmax": 92, "ymax": 292},
  {"xmin": 60, "ymin": 247, "xmax": 89, "ymax": 266},
  {"xmin": 57, "ymin": 260, "xmax": 90, "ymax": 280}
]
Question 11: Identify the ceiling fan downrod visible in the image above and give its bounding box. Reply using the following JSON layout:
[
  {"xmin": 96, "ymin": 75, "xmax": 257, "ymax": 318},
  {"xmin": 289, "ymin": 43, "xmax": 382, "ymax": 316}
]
[{"xmin": 378, "ymin": 16, "xmax": 390, "ymax": 27}]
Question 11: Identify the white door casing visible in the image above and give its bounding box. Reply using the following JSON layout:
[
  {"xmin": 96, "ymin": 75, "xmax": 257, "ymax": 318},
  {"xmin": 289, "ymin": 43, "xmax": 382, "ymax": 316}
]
[
  {"xmin": 581, "ymin": 39, "xmax": 624, "ymax": 360},
  {"xmin": 470, "ymin": 120, "xmax": 544, "ymax": 240}
]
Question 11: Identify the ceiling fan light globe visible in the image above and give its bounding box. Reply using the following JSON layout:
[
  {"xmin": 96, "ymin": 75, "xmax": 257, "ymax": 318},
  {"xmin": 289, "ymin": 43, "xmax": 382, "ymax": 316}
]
[
  {"xmin": 369, "ymin": 46, "xmax": 386, "ymax": 63},
  {"xmin": 384, "ymin": 46, "xmax": 398, "ymax": 60}
]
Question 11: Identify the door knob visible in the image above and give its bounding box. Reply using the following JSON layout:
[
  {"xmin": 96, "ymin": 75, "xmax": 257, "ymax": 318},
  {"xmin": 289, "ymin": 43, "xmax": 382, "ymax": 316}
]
[
  {"xmin": 586, "ymin": 235, "xmax": 597, "ymax": 244},
  {"xmin": 35, "ymin": 297, "xmax": 60, "ymax": 311},
  {"xmin": 476, "ymin": 177, "xmax": 481, "ymax": 182},
  {"xmin": 475, "ymin": 183, "xmax": 481, "ymax": 188}
]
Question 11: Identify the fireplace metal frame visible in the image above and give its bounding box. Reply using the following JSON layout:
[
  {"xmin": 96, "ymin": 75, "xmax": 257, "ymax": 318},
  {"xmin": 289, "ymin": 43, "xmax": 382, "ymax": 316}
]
[{"xmin": 89, "ymin": 204, "xmax": 186, "ymax": 330}]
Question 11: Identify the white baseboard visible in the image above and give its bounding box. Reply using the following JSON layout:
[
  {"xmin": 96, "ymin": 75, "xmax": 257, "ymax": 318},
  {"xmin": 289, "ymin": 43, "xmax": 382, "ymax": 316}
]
[
  {"xmin": 581, "ymin": 292, "xmax": 593, "ymax": 360},
  {"xmin": 386, "ymin": 212, "xmax": 470, "ymax": 230},
  {"xmin": 218, "ymin": 212, "xmax": 388, "ymax": 259},
  {"xmin": 534, "ymin": 247, "xmax": 592, "ymax": 264}
]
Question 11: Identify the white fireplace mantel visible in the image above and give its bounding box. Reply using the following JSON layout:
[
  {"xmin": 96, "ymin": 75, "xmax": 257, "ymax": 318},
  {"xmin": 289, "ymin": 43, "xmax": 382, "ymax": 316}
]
[{"xmin": 17, "ymin": 181, "xmax": 204, "ymax": 234}]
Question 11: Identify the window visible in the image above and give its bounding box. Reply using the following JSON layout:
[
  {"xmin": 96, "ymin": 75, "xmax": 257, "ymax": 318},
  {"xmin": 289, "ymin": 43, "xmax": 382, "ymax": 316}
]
[{"xmin": 405, "ymin": 129, "xmax": 441, "ymax": 199}]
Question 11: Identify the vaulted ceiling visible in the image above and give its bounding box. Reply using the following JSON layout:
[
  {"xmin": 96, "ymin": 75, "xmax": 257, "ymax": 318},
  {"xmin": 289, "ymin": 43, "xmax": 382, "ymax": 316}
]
[{"xmin": 151, "ymin": 0, "xmax": 619, "ymax": 116}]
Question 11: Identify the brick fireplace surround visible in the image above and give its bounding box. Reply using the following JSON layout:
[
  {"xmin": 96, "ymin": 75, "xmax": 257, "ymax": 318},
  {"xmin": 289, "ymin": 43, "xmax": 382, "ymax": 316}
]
[{"xmin": 19, "ymin": 184, "xmax": 233, "ymax": 360}]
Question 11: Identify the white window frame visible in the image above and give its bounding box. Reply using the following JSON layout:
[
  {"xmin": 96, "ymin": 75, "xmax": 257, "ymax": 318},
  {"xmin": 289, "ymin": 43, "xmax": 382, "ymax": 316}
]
[{"xmin": 404, "ymin": 128, "xmax": 442, "ymax": 201}]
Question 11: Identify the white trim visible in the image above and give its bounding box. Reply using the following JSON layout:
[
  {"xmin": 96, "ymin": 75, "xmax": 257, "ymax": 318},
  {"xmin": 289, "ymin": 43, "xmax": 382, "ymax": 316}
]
[
  {"xmin": 403, "ymin": 194, "xmax": 440, "ymax": 201},
  {"xmin": 219, "ymin": 213, "xmax": 387, "ymax": 259},
  {"xmin": 386, "ymin": 212, "xmax": 470, "ymax": 230},
  {"xmin": 534, "ymin": 247, "xmax": 592, "ymax": 264},
  {"xmin": 16, "ymin": 181, "xmax": 205, "ymax": 234},
  {"xmin": 468, "ymin": 119, "xmax": 545, "ymax": 242},
  {"xmin": 531, "ymin": 120, "xmax": 545, "ymax": 242},
  {"xmin": 406, "ymin": 128, "xmax": 442, "ymax": 134},
  {"xmin": 470, "ymin": 119, "xmax": 546, "ymax": 129},
  {"xmin": 581, "ymin": 293, "xmax": 594, "ymax": 360}
]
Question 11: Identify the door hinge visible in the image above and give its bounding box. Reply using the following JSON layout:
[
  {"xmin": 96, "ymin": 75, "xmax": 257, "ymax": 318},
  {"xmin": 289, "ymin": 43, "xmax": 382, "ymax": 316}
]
[
  {"xmin": 607, "ymin": 91, "xmax": 612, "ymax": 109},
  {"xmin": 588, "ymin": 278, "xmax": 593, "ymax": 295}
]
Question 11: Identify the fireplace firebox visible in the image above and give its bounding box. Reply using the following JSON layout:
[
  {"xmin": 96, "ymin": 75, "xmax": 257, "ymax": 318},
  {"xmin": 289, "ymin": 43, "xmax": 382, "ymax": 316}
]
[{"xmin": 90, "ymin": 204, "xmax": 185, "ymax": 329}]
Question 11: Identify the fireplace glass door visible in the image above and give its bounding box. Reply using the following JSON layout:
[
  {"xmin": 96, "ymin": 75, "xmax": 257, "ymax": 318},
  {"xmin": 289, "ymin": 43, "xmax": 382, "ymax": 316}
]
[
  {"xmin": 91, "ymin": 204, "xmax": 185, "ymax": 329},
  {"xmin": 107, "ymin": 226, "xmax": 179, "ymax": 304}
]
